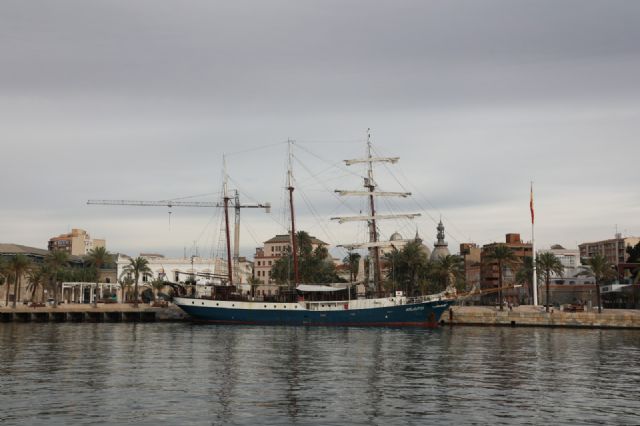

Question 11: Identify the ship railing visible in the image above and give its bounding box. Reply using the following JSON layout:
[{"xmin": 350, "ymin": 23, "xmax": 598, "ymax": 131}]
[{"xmin": 406, "ymin": 293, "xmax": 448, "ymax": 304}]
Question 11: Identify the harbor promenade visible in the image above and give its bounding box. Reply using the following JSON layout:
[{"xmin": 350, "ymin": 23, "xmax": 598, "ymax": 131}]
[
  {"xmin": 443, "ymin": 305, "xmax": 640, "ymax": 329},
  {"xmin": 0, "ymin": 303, "xmax": 187, "ymax": 322}
]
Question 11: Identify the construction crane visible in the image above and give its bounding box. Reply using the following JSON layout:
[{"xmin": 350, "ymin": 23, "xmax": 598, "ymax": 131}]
[
  {"xmin": 87, "ymin": 200, "xmax": 229, "ymax": 208},
  {"xmin": 87, "ymin": 197, "xmax": 270, "ymax": 285}
]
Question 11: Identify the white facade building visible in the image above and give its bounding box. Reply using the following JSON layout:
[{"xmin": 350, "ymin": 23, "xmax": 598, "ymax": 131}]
[
  {"xmin": 115, "ymin": 253, "xmax": 253, "ymax": 287},
  {"xmin": 539, "ymin": 245, "xmax": 592, "ymax": 284}
]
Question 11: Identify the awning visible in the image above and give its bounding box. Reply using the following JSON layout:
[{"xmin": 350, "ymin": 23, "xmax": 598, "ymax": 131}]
[{"xmin": 296, "ymin": 284, "xmax": 348, "ymax": 293}]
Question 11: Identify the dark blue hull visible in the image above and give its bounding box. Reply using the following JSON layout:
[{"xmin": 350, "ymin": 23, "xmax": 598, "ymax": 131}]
[{"xmin": 175, "ymin": 299, "xmax": 452, "ymax": 327}]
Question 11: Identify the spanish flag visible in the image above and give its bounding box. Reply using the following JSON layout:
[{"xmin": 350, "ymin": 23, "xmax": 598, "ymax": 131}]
[{"xmin": 530, "ymin": 183, "xmax": 534, "ymax": 225}]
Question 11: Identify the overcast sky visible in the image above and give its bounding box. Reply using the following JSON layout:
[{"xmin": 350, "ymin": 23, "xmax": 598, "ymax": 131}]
[{"xmin": 1, "ymin": 0, "xmax": 639, "ymax": 259}]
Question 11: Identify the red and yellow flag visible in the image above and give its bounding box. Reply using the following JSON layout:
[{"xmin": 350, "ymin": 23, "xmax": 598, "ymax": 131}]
[{"xmin": 530, "ymin": 183, "xmax": 535, "ymax": 225}]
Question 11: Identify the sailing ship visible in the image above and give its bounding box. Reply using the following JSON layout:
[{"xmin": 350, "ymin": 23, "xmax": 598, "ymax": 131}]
[{"xmin": 173, "ymin": 133, "xmax": 454, "ymax": 326}]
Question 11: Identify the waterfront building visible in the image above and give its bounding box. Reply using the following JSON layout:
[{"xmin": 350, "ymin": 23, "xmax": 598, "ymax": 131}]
[
  {"xmin": 116, "ymin": 253, "xmax": 252, "ymax": 288},
  {"xmin": 0, "ymin": 243, "xmax": 83, "ymax": 305},
  {"xmin": 48, "ymin": 228, "xmax": 106, "ymax": 256},
  {"xmin": 539, "ymin": 245, "xmax": 586, "ymax": 278},
  {"xmin": 578, "ymin": 234, "xmax": 640, "ymax": 266},
  {"xmin": 460, "ymin": 243, "xmax": 481, "ymax": 293},
  {"xmin": 481, "ymin": 233, "xmax": 533, "ymax": 304},
  {"xmin": 252, "ymin": 234, "xmax": 327, "ymax": 296}
]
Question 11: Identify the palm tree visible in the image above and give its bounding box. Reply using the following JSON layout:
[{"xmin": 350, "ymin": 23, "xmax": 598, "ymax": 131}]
[
  {"xmin": 46, "ymin": 250, "xmax": 70, "ymax": 307},
  {"xmin": 581, "ymin": 254, "xmax": 616, "ymax": 313},
  {"xmin": 27, "ymin": 264, "xmax": 51, "ymax": 303},
  {"xmin": 384, "ymin": 240, "xmax": 429, "ymax": 296},
  {"xmin": 516, "ymin": 256, "xmax": 535, "ymax": 304},
  {"xmin": 85, "ymin": 247, "xmax": 114, "ymax": 308},
  {"xmin": 483, "ymin": 244, "xmax": 519, "ymax": 310},
  {"xmin": 536, "ymin": 252, "xmax": 565, "ymax": 312},
  {"xmin": 247, "ymin": 275, "xmax": 261, "ymax": 298},
  {"xmin": 432, "ymin": 255, "xmax": 464, "ymax": 293},
  {"xmin": 342, "ymin": 252, "xmax": 361, "ymax": 283},
  {"xmin": 122, "ymin": 257, "xmax": 151, "ymax": 307},
  {"xmin": 118, "ymin": 275, "xmax": 133, "ymax": 303},
  {"xmin": 7, "ymin": 254, "xmax": 32, "ymax": 308},
  {"xmin": 150, "ymin": 278, "xmax": 166, "ymax": 301},
  {"xmin": 1, "ymin": 257, "xmax": 12, "ymax": 307}
]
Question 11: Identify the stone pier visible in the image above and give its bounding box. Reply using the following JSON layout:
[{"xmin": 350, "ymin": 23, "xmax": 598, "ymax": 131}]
[
  {"xmin": 0, "ymin": 304, "xmax": 187, "ymax": 323},
  {"xmin": 443, "ymin": 306, "xmax": 640, "ymax": 329}
]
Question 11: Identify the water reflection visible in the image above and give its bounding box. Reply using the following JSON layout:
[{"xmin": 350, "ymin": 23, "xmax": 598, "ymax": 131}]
[{"xmin": 1, "ymin": 323, "xmax": 640, "ymax": 425}]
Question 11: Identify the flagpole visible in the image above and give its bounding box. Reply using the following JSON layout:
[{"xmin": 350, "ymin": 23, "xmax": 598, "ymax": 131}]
[{"xmin": 531, "ymin": 181, "xmax": 538, "ymax": 306}]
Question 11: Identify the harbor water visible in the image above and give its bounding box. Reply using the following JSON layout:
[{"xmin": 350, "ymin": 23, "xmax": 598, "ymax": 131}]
[{"xmin": 1, "ymin": 323, "xmax": 639, "ymax": 425}]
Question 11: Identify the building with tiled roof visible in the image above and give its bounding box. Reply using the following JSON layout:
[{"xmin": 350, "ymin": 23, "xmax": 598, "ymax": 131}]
[{"xmin": 253, "ymin": 233, "xmax": 328, "ymax": 296}]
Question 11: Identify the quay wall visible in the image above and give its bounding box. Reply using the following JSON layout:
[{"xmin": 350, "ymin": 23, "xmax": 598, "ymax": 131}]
[
  {"xmin": 443, "ymin": 306, "xmax": 640, "ymax": 329},
  {"xmin": 0, "ymin": 304, "xmax": 187, "ymax": 323}
]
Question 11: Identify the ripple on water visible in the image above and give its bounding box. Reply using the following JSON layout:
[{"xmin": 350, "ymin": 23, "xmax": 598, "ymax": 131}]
[{"xmin": 1, "ymin": 323, "xmax": 640, "ymax": 425}]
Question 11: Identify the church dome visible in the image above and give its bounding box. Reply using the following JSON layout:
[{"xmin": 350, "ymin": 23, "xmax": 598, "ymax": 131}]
[
  {"xmin": 430, "ymin": 220, "xmax": 450, "ymax": 261},
  {"xmin": 390, "ymin": 232, "xmax": 403, "ymax": 241},
  {"xmin": 413, "ymin": 230, "xmax": 432, "ymax": 257},
  {"xmin": 430, "ymin": 245, "xmax": 450, "ymax": 261}
]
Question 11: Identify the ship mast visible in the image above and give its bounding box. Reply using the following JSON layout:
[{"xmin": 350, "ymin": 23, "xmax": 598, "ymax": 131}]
[
  {"xmin": 334, "ymin": 129, "xmax": 419, "ymax": 297},
  {"xmin": 222, "ymin": 156, "xmax": 234, "ymax": 286},
  {"xmin": 287, "ymin": 140, "xmax": 300, "ymax": 288},
  {"xmin": 366, "ymin": 132, "xmax": 382, "ymax": 295}
]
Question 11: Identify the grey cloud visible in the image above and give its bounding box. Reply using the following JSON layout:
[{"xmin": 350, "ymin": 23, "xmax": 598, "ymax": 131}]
[{"xmin": 1, "ymin": 0, "xmax": 639, "ymax": 257}]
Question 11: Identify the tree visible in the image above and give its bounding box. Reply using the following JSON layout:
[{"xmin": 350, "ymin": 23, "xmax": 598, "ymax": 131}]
[
  {"xmin": 85, "ymin": 247, "xmax": 114, "ymax": 307},
  {"xmin": 7, "ymin": 254, "xmax": 31, "ymax": 308},
  {"xmin": 27, "ymin": 264, "xmax": 52, "ymax": 303},
  {"xmin": 516, "ymin": 256, "xmax": 535, "ymax": 304},
  {"xmin": 536, "ymin": 252, "xmax": 565, "ymax": 312},
  {"xmin": 431, "ymin": 255, "xmax": 465, "ymax": 293},
  {"xmin": 384, "ymin": 240, "xmax": 430, "ymax": 296},
  {"xmin": 46, "ymin": 250, "xmax": 70, "ymax": 307},
  {"xmin": 483, "ymin": 244, "xmax": 519, "ymax": 310},
  {"xmin": 247, "ymin": 275, "xmax": 261, "ymax": 297},
  {"xmin": 342, "ymin": 252, "xmax": 361, "ymax": 283},
  {"xmin": 626, "ymin": 241, "xmax": 640, "ymax": 264},
  {"xmin": 0, "ymin": 257, "xmax": 10, "ymax": 307},
  {"xmin": 122, "ymin": 257, "xmax": 151, "ymax": 307},
  {"xmin": 581, "ymin": 254, "xmax": 616, "ymax": 313},
  {"xmin": 271, "ymin": 231, "xmax": 341, "ymax": 285},
  {"xmin": 118, "ymin": 275, "xmax": 134, "ymax": 303},
  {"xmin": 150, "ymin": 278, "xmax": 167, "ymax": 300}
]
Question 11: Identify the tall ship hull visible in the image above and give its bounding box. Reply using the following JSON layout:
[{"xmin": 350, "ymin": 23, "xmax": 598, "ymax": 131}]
[{"xmin": 174, "ymin": 296, "xmax": 452, "ymax": 327}]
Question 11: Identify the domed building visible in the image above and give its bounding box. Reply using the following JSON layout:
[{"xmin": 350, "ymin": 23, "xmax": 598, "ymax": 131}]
[
  {"xmin": 413, "ymin": 230, "xmax": 432, "ymax": 258},
  {"xmin": 430, "ymin": 220, "xmax": 450, "ymax": 261},
  {"xmin": 381, "ymin": 230, "xmax": 431, "ymax": 258},
  {"xmin": 389, "ymin": 232, "xmax": 403, "ymax": 242}
]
